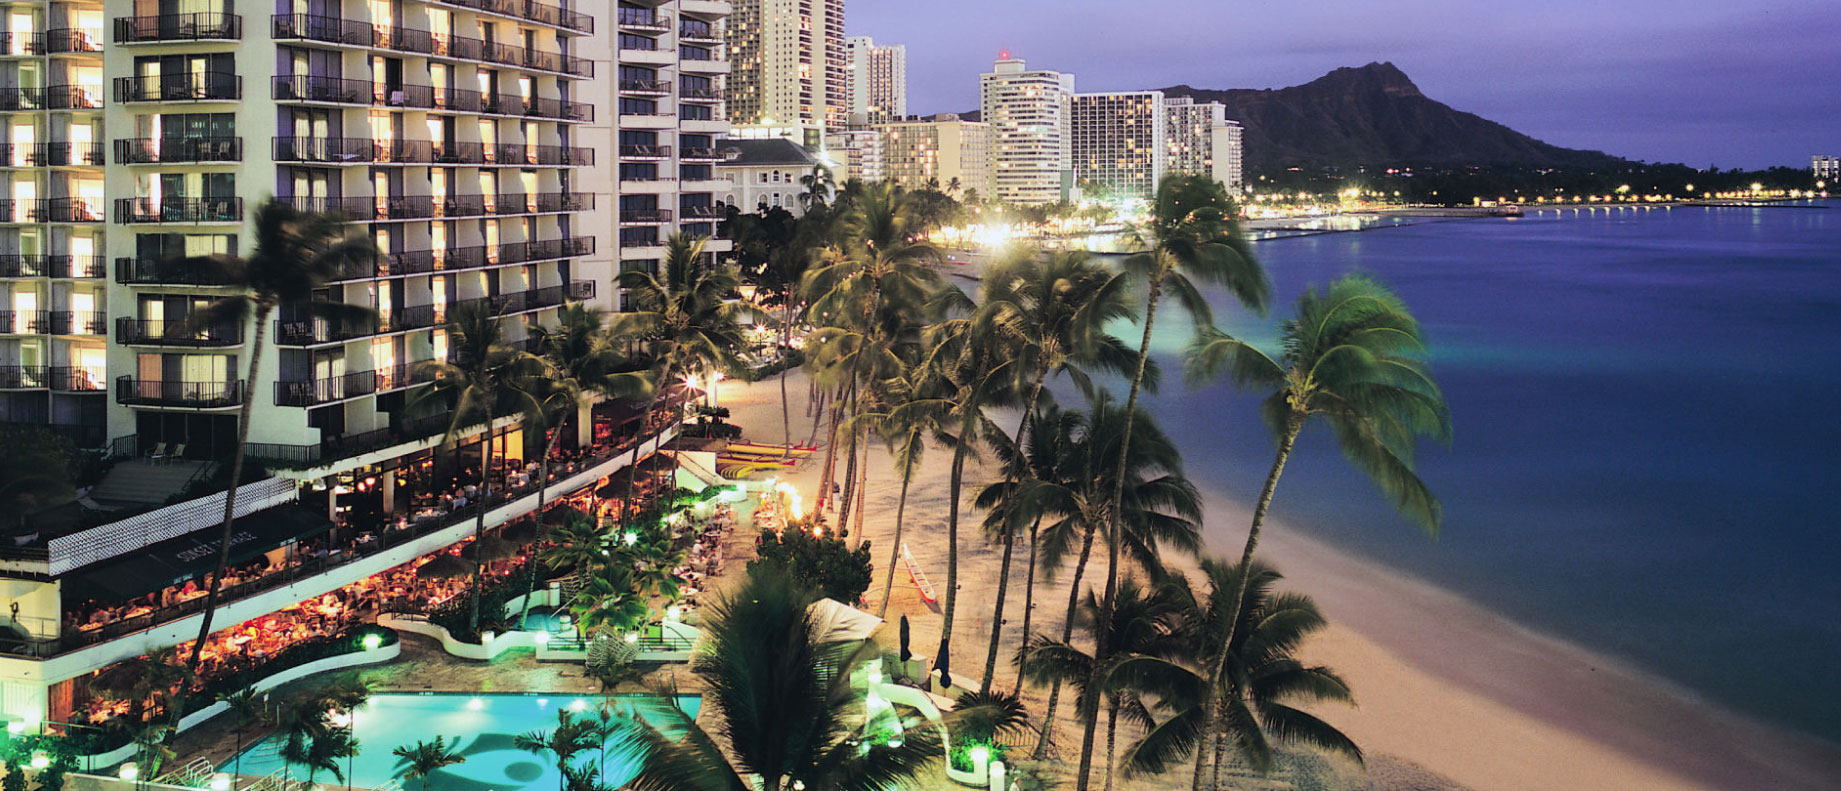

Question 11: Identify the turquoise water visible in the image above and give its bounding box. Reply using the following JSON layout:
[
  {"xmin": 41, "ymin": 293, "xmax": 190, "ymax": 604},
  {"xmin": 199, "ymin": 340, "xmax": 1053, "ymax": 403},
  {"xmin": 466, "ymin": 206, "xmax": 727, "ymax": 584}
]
[
  {"xmin": 1128, "ymin": 202, "xmax": 1841, "ymax": 744},
  {"xmin": 224, "ymin": 693, "xmax": 699, "ymax": 790}
]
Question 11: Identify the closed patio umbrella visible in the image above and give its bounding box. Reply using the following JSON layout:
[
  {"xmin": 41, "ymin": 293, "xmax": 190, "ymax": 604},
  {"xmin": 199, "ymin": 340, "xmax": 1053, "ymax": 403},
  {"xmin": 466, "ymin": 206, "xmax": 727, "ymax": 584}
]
[{"xmin": 416, "ymin": 554, "xmax": 471, "ymax": 580}]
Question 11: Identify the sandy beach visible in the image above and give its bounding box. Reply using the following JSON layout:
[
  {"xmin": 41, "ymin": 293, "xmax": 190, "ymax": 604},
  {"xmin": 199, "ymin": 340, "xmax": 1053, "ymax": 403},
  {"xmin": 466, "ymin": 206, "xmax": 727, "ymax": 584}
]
[{"xmin": 713, "ymin": 368, "xmax": 1841, "ymax": 791}]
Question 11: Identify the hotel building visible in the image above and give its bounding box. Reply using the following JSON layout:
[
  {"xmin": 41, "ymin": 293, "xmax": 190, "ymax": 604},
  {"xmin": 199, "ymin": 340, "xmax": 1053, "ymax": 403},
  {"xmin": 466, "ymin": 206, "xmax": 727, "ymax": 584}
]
[
  {"xmin": 824, "ymin": 128, "xmax": 882, "ymax": 183},
  {"xmin": 724, "ymin": 0, "xmax": 845, "ymax": 143},
  {"xmin": 844, "ymin": 35, "xmax": 902, "ymax": 124},
  {"xmin": 1165, "ymin": 96, "xmax": 1244, "ymax": 191},
  {"xmin": 1813, "ymin": 155, "xmax": 1839, "ymax": 182},
  {"xmin": 874, "ymin": 113, "xmax": 987, "ymax": 197},
  {"xmin": 0, "ymin": 0, "xmax": 729, "ymax": 740},
  {"xmin": 1069, "ymin": 91, "xmax": 1164, "ymax": 199},
  {"xmin": 980, "ymin": 55, "xmax": 1072, "ymax": 205}
]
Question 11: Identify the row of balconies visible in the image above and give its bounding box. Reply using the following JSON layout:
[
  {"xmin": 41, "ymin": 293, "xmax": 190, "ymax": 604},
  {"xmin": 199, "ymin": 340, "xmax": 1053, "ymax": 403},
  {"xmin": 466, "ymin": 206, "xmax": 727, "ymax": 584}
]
[
  {"xmin": 114, "ymin": 376, "xmax": 241, "ymax": 408},
  {"xmin": 278, "ymin": 192, "xmax": 594, "ymax": 222},
  {"xmin": 113, "ymin": 74, "xmax": 241, "ymax": 104},
  {"xmin": 271, "ymin": 136, "xmax": 593, "ymax": 166},
  {"xmin": 0, "ymin": 254, "xmax": 105, "ymax": 279},
  {"xmin": 0, "ymin": 310, "xmax": 107, "ymax": 336},
  {"xmin": 0, "ymin": 198, "xmax": 107, "ymax": 224},
  {"xmin": 272, "ymin": 15, "xmax": 593, "ymax": 78},
  {"xmin": 113, "ymin": 13, "xmax": 242, "ymax": 44},
  {"xmin": 114, "ymin": 236, "xmax": 594, "ymax": 287},
  {"xmin": 113, "ymin": 137, "xmax": 241, "ymax": 165},
  {"xmin": 114, "ymin": 318, "xmax": 241, "ymax": 347},
  {"xmin": 0, "ymin": 27, "xmax": 105, "ymax": 55},
  {"xmin": 0, "ymin": 142, "xmax": 106, "ymax": 168},
  {"xmin": 616, "ymin": 144, "xmax": 728, "ymax": 162},
  {"xmin": 435, "ymin": 0, "xmax": 593, "ymax": 35},
  {"xmin": 114, "ymin": 197, "xmax": 241, "ymax": 225},
  {"xmin": 272, "ymin": 279, "xmax": 594, "ymax": 346},
  {"xmin": 274, "ymin": 364, "xmax": 435, "ymax": 407},
  {"xmin": 612, "ymin": 10, "xmax": 722, "ymax": 43},
  {"xmin": 0, "ymin": 365, "xmax": 106, "ymax": 392},
  {"xmin": 271, "ymin": 75, "xmax": 593, "ymax": 122},
  {"xmin": 0, "ymin": 85, "xmax": 104, "ymax": 112}
]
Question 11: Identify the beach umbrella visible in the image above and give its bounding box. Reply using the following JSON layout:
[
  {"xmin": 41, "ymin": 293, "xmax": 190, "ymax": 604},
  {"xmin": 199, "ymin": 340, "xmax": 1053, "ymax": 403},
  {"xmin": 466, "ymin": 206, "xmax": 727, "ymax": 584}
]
[
  {"xmin": 467, "ymin": 535, "xmax": 521, "ymax": 563},
  {"xmin": 417, "ymin": 554, "xmax": 470, "ymax": 580},
  {"xmin": 501, "ymin": 520, "xmax": 539, "ymax": 544}
]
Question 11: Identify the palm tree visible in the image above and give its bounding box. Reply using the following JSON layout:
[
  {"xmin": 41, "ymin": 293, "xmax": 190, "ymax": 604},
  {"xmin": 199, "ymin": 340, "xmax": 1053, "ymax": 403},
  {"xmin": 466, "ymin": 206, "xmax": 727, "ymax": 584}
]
[
  {"xmin": 798, "ymin": 164, "xmax": 835, "ymax": 211},
  {"xmin": 1021, "ymin": 578, "xmax": 1187, "ymax": 791},
  {"xmin": 609, "ymin": 565, "xmax": 942, "ymax": 791},
  {"xmin": 1184, "ymin": 274, "xmax": 1448, "ymax": 783},
  {"xmin": 1083, "ymin": 174, "xmax": 1268, "ymax": 790},
  {"xmin": 412, "ymin": 301, "xmax": 545, "ymax": 634},
  {"xmin": 392, "ymin": 736, "xmax": 467, "ymax": 791},
  {"xmin": 519, "ymin": 305, "xmax": 652, "ymax": 627},
  {"xmin": 219, "ymin": 686, "xmax": 269, "ymax": 785},
  {"xmin": 541, "ymin": 510, "xmax": 612, "ymax": 576},
  {"xmin": 0, "ymin": 426, "xmax": 73, "ymax": 531},
  {"xmin": 862, "ymin": 362, "xmax": 948, "ymax": 618},
  {"xmin": 570, "ymin": 562, "xmax": 651, "ymax": 638},
  {"xmin": 515, "ymin": 710, "xmax": 600, "ymax": 791},
  {"xmin": 1113, "ymin": 561, "xmax": 1360, "ymax": 789},
  {"xmin": 176, "ymin": 199, "xmax": 375, "ymax": 694},
  {"xmin": 277, "ymin": 698, "xmax": 357, "ymax": 789},
  {"xmin": 614, "ymin": 232, "xmax": 753, "ymax": 513}
]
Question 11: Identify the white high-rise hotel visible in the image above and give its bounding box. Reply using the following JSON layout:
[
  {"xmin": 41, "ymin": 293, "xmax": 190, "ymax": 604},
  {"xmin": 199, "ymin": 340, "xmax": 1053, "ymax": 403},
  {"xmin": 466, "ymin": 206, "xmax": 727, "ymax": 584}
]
[
  {"xmin": 725, "ymin": 0, "xmax": 847, "ymax": 138},
  {"xmin": 845, "ymin": 35, "xmax": 904, "ymax": 123},
  {"xmin": 981, "ymin": 54, "xmax": 1073, "ymax": 205},
  {"xmin": 1070, "ymin": 91, "xmax": 1165, "ymax": 198},
  {"xmin": 0, "ymin": 0, "xmax": 727, "ymax": 731}
]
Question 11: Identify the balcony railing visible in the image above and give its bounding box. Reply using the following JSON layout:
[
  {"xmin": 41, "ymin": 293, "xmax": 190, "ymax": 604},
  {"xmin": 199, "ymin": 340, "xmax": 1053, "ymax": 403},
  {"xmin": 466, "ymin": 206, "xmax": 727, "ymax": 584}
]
[
  {"xmin": 49, "ymin": 366, "xmax": 106, "ymax": 393},
  {"xmin": 44, "ymin": 85, "xmax": 105, "ymax": 110},
  {"xmin": 114, "ymin": 13, "xmax": 242, "ymax": 43},
  {"xmin": 114, "ymin": 197, "xmax": 243, "ymax": 224},
  {"xmin": 435, "ymin": 0, "xmax": 592, "ymax": 34},
  {"xmin": 49, "ymin": 310, "xmax": 107, "ymax": 336},
  {"xmin": 276, "ymin": 370, "xmax": 380, "ymax": 407},
  {"xmin": 276, "ymin": 281, "xmax": 595, "ymax": 345},
  {"xmin": 0, "ymin": 311, "xmax": 51, "ymax": 334},
  {"xmin": 42, "ymin": 28, "xmax": 104, "ymax": 53},
  {"xmin": 270, "ymin": 14, "xmax": 589, "ymax": 76},
  {"xmin": 619, "ymin": 78, "xmax": 670, "ymax": 95},
  {"xmin": 679, "ymin": 24, "xmax": 721, "ymax": 44},
  {"xmin": 271, "ymin": 75, "xmax": 592, "ymax": 121},
  {"xmin": 115, "ymin": 137, "xmax": 243, "ymax": 164},
  {"xmin": 38, "ymin": 198, "xmax": 106, "ymax": 223},
  {"xmin": 680, "ymin": 85, "xmax": 724, "ymax": 101},
  {"xmin": 678, "ymin": 146, "xmax": 729, "ymax": 161},
  {"xmin": 115, "ymin": 317, "xmax": 243, "ymax": 347},
  {"xmin": 331, "ymin": 236, "xmax": 593, "ymax": 281},
  {"xmin": 39, "ymin": 142, "xmax": 107, "ymax": 167},
  {"xmin": 115, "ymin": 257, "xmax": 238, "ymax": 286},
  {"xmin": 620, "ymin": 208, "xmax": 673, "ymax": 224},
  {"xmin": 113, "ymin": 73, "xmax": 241, "ymax": 103},
  {"xmin": 0, "ymin": 255, "xmax": 49, "ymax": 278},
  {"xmin": 0, "ymin": 88, "xmax": 45, "ymax": 112},
  {"xmin": 51, "ymin": 255, "xmax": 106, "ymax": 279},
  {"xmin": 617, "ymin": 9, "xmax": 670, "ymax": 33},
  {"xmin": 680, "ymin": 204, "xmax": 724, "ymax": 220},
  {"xmin": 115, "ymin": 377, "xmax": 243, "ymax": 408},
  {"xmin": 0, "ymin": 365, "xmax": 48, "ymax": 389}
]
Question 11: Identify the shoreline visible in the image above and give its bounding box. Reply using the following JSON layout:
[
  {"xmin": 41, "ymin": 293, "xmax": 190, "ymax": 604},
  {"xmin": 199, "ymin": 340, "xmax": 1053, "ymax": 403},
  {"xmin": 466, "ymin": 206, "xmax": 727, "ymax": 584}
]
[{"xmin": 717, "ymin": 369, "xmax": 1841, "ymax": 791}]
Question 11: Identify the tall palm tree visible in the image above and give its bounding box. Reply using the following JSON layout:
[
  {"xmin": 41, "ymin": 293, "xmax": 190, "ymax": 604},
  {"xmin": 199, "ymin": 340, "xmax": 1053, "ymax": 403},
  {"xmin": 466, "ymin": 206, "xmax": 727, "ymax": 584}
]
[
  {"xmin": 855, "ymin": 358, "xmax": 948, "ymax": 618},
  {"xmin": 614, "ymin": 232, "xmax": 753, "ymax": 512},
  {"xmin": 515, "ymin": 710, "xmax": 600, "ymax": 791},
  {"xmin": 1084, "ymin": 174, "xmax": 1268, "ymax": 790},
  {"xmin": 176, "ymin": 199, "xmax": 375, "ymax": 692},
  {"xmin": 1113, "ymin": 561, "xmax": 1361, "ymax": 789},
  {"xmin": 609, "ymin": 565, "xmax": 942, "ymax": 791},
  {"xmin": 392, "ymin": 736, "xmax": 467, "ymax": 791},
  {"xmin": 798, "ymin": 164, "xmax": 835, "ymax": 211},
  {"xmin": 219, "ymin": 685, "xmax": 268, "ymax": 785},
  {"xmin": 277, "ymin": 697, "xmax": 357, "ymax": 789},
  {"xmin": 519, "ymin": 305, "xmax": 651, "ymax": 627},
  {"xmin": 1021, "ymin": 578, "xmax": 1187, "ymax": 791},
  {"xmin": 411, "ymin": 301, "xmax": 545, "ymax": 634}
]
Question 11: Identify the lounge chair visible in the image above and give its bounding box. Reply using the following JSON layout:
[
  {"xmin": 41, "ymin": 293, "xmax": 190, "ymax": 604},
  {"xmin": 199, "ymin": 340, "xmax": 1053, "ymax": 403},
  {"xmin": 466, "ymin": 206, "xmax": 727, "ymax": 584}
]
[
  {"xmin": 148, "ymin": 442, "xmax": 168, "ymax": 464},
  {"xmin": 168, "ymin": 443, "xmax": 186, "ymax": 462}
]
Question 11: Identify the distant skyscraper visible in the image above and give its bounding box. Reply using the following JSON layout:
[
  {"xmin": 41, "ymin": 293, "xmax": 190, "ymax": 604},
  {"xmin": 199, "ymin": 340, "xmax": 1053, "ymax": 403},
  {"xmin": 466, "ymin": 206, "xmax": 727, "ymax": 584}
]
[
  {"xmin": 1071, "ymin": 91, "xmax": 1166, "ymax": 199},
  {"xmin": 846, "ymin": 36, "xmax": 906, "ymax": 123},
  {"xmin": 875, "ymin": 114, "xmax": 989, "ymax": 197},
  {"xmin": 1814, "ymin": 155, "xmax": 1840, "ymax": 181},
  {"xmin": 981, "ymin": 55, "xmax": 1074, "ymax": 205},
  {"xmin": 1166, "ymin": 96, "xmax": 1245, "ymax": 191},
  {"xmin": 726, "ymin": 0, "xmax": 848, "ymax": 140},
  {"xmin": 827, "ymin": 129, "xmax": 886, "ymax": 182}
]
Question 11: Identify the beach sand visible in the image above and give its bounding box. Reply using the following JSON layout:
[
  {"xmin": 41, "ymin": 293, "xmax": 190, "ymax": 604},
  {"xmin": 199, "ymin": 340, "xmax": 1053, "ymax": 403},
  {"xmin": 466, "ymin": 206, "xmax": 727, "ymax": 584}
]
[{"xmin": 713, "ymin": 369, "xmax": 1841, "ymax": 791}]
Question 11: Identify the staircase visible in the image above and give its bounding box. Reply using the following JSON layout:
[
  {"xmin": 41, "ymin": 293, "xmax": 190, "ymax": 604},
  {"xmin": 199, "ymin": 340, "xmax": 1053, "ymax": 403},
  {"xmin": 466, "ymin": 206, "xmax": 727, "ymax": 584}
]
[{"xmin": 87, "ymin": 458, "xmax": 215, "ymax": 509}]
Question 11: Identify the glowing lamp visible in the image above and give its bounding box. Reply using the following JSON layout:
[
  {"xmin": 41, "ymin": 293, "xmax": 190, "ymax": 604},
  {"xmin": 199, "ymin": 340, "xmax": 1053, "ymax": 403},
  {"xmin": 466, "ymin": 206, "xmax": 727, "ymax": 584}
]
[
  {"xmin": 533, "ymin": 631, "xmax": 551, "ymax": 645},
  {"xmin": 29, "ymin": 753, "xmax": 49, "ymax": 770},
  {"xmin": 570, "ymin": 699, "xmax": 589, "ymax": 712},
  {"xmin": 209, "ymin": 775, "xmax": 232, "ymax": 791},
  {"xmin": 119, "ymin": 764, "xmax": 139, "ymax": 781},
  {"xmin": 362, "ymin": 633, "xmax": 383, "ymax": 651},
  {"xmin": 466, "ymin": 697, "xmax": 484, "ymax": 711},
  {"xmin": 665, "ymin": 605, "xmax": 682, "ymax": 622},
  {"xmin": 969, "ymin": 745, "xmax": 991, "ymax": 772},
  {"xmin": 989, "ymin": 761, "xmax": 1006, "ymax": 791},
  {"xmin": 623, "ymin": 531, "xmax": 639, "ymax": 546},
  {"xmin": 481, "ymin": 630, "xmax": 496, "ymax": 644},
  {"xmin": 624, "ymin": 631, "xmax": 640, "ymax": 644}
]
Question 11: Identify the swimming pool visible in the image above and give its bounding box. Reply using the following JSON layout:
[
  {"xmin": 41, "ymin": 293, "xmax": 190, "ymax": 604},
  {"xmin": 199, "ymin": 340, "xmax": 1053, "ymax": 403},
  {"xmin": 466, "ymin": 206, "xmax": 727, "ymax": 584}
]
[{"xmin": 223, "ymin": 693, "xmax": 699, "ymax": 791}]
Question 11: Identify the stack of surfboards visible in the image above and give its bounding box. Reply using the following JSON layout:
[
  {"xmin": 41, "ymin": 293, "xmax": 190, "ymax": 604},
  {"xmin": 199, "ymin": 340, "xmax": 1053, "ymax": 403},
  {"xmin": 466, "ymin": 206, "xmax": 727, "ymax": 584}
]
[{"xmin": 715, "ymin": 443, "xmax": 816, "ymax": 477}]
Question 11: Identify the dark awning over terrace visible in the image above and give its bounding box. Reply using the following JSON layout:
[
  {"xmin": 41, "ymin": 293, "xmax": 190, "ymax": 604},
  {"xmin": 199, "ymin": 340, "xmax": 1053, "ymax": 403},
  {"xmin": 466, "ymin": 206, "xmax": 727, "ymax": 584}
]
[{"xmin": 65, "ymin": 505, "xmax": 334, "ymax": 600}]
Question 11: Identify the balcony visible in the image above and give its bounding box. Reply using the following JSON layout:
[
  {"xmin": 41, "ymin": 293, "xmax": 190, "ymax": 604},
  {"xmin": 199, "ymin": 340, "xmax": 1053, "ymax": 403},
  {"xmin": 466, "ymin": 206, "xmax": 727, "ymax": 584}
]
[
  {"xmin": 678, "ymin": 24, "xmax": 722, "ymax": 44},
  {"xmin": 114, "ymin": 13, "xmax": 242, "ymax": 43},
  {"xmin": 0, "ymin": 255, "xmax": 49, "ymax": 278},
  {"xmin": 277, "ymin": 282, "xmax": 594, "ymax": 345},
  {"xmin": 619, "ymin": 78, "xmax": 671, "ymax": 96},
  {"xmin": 0, "ymin": 365, "xmax": 48, "ymax": 389},
  {"xmin": 42, "ymin": 28, "xmax": 104, "ymax": 54},
  {"xmin": 115, "ymin": 137, "xmax": 242, "ymax": 164},
  {"xmin": 113, "ymin": 73, "xmax": 241, "ymax": 103},
  {"xmin": 45, "ymin": 85, "xmax": 105, "ymax": 110},
  {"xmin": 618, "ymin": 9, "xmax": 671, "ymax": 33},
  {"xmin": 115, "ymin": 377, "xmax": 243, "ymax": 408},
  {"xmin": 679, "ymin": 205, "xmax": 724, "ymax": 220},
  {"xmin": 115, "ymin": 318, "xmax": 243, "ymax": 347},
  {"xmin": 436, "ymin": 0, "xmax": 592, "ymax": 34},
  {"xmin": 40, "ymin": 142, "xmax": 106, "ymax": 167},
  {"xmin": 337, "ymin": 236, "xmax": 593, "ymax": 280},
  {"xmin": 276, "ymin": 370, "xmax": 380, "ymax": 407},
  {"xmin": 270, "ymin": 15, "xmax": 589, "ymax": 77},
  {"xmin": 51, "ymin": 255, "xmax": 106, "ymax": 279},
  {"xmin": 620, "ymin": 208, "xmax": 673, "ymax": 224},
  {"xmin": 271, "ymin": 76, "xmax": 591, "ymax": 121},
  {"xmin": 49, "ymin": 366, "xmax": 106, "ymax": 393},
  {"xmin": 0, "ymin": 311, "xmax": 50, "ymax": 334},
  {"xmin": 273, "ymin": 314, "xmax": 375, "ymax": 346},
  {"xmin": 680, "ymin": 85, "xmax": 724, "ymax": 102},
  {"xmin": 115, "ymin": 257, "xmax": 238, "ymax": 286},
  {"xmin": 114, "ymin": 197, "xmax": 243, "ymax": 224},
  {"xmin": 0, "ymin": 88, "xmax": 44, "ymax": 112},
  {"xmin": 678, "ymin": 146, "xmax": 730, "ymax": 162},
  {"xmin": 49, "ymin": 311, "xmax": 107, "ymax": 336},
  {"xmin": 38, "ymin": 198, "xmax": 106, "ymax": 224}
]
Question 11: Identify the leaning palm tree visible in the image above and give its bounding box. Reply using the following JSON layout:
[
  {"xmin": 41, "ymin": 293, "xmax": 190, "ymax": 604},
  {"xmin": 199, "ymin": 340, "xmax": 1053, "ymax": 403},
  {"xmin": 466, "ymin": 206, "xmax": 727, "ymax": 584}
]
[
  {"xmin": 176, "ymin": 199, "xmax": 376, "ymax": 696},
  {"xmin": 1114, "ymin": 561, "xmax": 1361, "ymax": 790},
  {"xmin": 862, "ymin": 360, "xmax": 949, "ymax": 618},
  {"xmin": 392, "ymin": 736, "xmax": 467, "ymax": 791},
  {"xmin": 1082, "ymin": 174, "xmax": 1268, "ymax": 790},
  {"xmin": 515, "ymin": 710, "xmax": 600, "ymax": 791},
  {"xmin": 611, "ymin": 565, "xmax": 940, "ymax": 791},
  {"xmin": 411, "ymin": 301, "xmax": 546, "ymax": 634},
  {"xmin": 1184, "ymin": 274, "xmax": 1448, "ymax": 783},
  {"xmin": 614, "ymin": 232, "xmax": 753, "ymax": 512}
]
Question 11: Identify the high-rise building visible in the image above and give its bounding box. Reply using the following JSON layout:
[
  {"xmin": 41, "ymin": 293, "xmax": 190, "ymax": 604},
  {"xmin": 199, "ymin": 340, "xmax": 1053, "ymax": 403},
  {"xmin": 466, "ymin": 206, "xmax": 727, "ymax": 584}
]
[
  {"xmin": 1165, "ymin": 96, "xmax": 1245, "ymax": 191},
  {"xmin": 1070, "ymin": 91, "xmax": 1165, "ymax": 199},
  {"xmin": 827, "ymin": 129, "xmax": 885, "ymax": 183},
  {"xmin": 725, "ymin": 0, "xmax": 847, "ymax": 141},
  {"xmin": 0, "ymin": 0, "xmax": 722, "ymax": 731},
  {"xmin": 1813, "ymin": 155, "xmax": 1840, "ymax": 181},
  {"xmin": 981, "ymin": 55, "xmax": 1073, "ymax": 205},
  {"xmin": 875, "ymin": 114, "xmax": 989, "ymax": 197},
  {"xmin": 845, "ymin": 35, "xmax": 905, "ymax": 124}
]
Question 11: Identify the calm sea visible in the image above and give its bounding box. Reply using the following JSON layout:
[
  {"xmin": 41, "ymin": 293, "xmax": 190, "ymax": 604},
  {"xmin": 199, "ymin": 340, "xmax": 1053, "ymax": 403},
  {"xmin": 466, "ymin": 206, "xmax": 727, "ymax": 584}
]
[{"xmin": 1126, "ymin": 202, "xmax": 1841, "ymax": 743}]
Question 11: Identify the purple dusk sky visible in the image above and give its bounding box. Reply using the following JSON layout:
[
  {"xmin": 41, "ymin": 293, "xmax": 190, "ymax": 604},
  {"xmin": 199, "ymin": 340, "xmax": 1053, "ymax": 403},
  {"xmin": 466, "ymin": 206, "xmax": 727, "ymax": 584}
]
[{"xmin": 847, "ymin": 0, "xmax": 1841, "ymax": 170}]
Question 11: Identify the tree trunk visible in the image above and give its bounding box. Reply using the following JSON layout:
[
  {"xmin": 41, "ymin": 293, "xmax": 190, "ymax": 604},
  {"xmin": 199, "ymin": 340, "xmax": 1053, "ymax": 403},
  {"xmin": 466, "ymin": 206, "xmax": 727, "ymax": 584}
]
[
  {"xmin": 1083, "ymin": 266, "xmax": 1167, "ymax": 791},
  {"xmin": 978, "ymin": 526, "xmax": 1015, "ymax": 693},
  {"xmin": 1105, "ymin": 695, "xmax": 1121, "ymax": 791},
  {"xmin": 469, "ymin": 420, "xmax": 496, "ymax": 633},
  {"xmin": 174, "ymin": 302, "xmax": 271, "ymax": 730},
  {"xmin": 1012, "ymin": 514, "xmax": 1043, "ymax": 697},
  {"xmin": 837, "ymin": 381, "xmax": 862, "ymax": 540},
  {"xmin": 875, "ymin": 443, "xmax": 915, "ymax": 619},
  {"xmin": 815, "ymin": 394, "xmax": 844, "ymax": 511},
  {"xmin": 626, "ymin": 358, "xmax": 676, "ymax": 520},
  {"xmin": 1195, "ymin": 416, "xmax": 1302, "ymax": 789},
  {"xmin": 934, "ymin": 440, "xmax": 969, "ymax": 688},
  {"xmin": 519, "ymin": 423, "xmax": 565, "ymax": 629},
  {"xmin": 851, "ymin": 440, "xmax": 870, "ymax": 544},
  {"xmin": 1032, "ymin": 520, "xmax": 1096, "ymax": 759},
  {"xmin": 780, "ymin": 299, "xmax": 794, "ymax": 456}
]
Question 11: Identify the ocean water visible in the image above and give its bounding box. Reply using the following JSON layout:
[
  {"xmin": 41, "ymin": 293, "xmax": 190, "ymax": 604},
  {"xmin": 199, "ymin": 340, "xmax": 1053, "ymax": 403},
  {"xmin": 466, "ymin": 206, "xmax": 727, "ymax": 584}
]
[{"xmin": 1126, "ymin": 203, "xmax": 1841, "ymax": 743}]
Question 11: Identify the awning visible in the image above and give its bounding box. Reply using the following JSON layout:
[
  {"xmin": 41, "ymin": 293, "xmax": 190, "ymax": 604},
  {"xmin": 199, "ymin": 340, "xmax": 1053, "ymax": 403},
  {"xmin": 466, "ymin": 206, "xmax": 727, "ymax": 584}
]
[{"xmin": 64, "ymin": 505, "xmax": 335, "ymax": 602}]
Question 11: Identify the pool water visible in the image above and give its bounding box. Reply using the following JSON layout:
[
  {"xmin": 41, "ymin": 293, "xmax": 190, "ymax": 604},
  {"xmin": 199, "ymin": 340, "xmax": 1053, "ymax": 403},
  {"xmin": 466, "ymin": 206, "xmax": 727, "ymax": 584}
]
[{"xmin": 223, "ymin": 693, "xmax": 700, "ymax": 791}]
